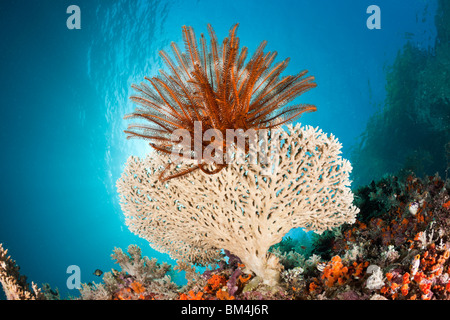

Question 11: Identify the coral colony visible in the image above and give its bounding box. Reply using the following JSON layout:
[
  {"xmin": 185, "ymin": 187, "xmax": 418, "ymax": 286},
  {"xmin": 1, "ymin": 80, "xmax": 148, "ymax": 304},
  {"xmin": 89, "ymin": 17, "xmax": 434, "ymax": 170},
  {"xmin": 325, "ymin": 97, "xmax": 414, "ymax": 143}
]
[
  {"xmin": 116, "ymin": 123, "xmax": 358, "ymax": 287},
  {"xmin": 1, "ymin": 17, "xmax": 450, "ymax": 300}
]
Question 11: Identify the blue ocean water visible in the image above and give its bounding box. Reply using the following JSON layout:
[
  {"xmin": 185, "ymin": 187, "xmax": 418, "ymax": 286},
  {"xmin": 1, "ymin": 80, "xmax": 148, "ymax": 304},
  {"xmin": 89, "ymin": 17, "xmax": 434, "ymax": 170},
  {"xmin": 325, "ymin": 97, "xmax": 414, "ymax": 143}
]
[{"xmin": 0, "ymin": 0, "xmax": 438, "ymax": 299}]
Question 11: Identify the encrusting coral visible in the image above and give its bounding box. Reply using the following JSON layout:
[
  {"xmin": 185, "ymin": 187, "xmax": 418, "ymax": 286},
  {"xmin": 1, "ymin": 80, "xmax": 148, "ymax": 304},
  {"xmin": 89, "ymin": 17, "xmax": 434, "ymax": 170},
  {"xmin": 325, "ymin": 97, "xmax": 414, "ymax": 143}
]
[
  {"xmin": 296, "ymin": 172, "xmax": 450, "ymax": 300},
  {"xmin": 116, "ymin": 123, "xmax": 359, "ymax": 286},
  {"xmin": 0, "ymin": 244, "xmax": 44, "ymax": 300}
]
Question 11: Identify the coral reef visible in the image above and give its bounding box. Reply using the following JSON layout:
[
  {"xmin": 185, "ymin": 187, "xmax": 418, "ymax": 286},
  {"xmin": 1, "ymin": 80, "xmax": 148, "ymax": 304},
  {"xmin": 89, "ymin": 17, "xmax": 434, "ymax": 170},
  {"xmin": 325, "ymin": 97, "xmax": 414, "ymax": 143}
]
[
  {"xmin": 3, "ymin": 171, "xmax": 449, "ymax": 300},
  {"xmin": 3, "ymin": 2, "xmax": 449, "ymax": 303},
  {"xmin": 116, "ymin": 123, "xmax": 358, "ymax": 286},
  {"xmin": 294, "ymin": 172, "xmax": 450, "ymax": 300},
  {"xmin": 79, "ymin": 245, "xmax": 178, "ymax": 300},
  {"xmin": 0, "ymin": 244, "xmax": 44, "ymax": 300},
  {"xmin": 77, "ymin": 170, "xmax": 450, "ymax": 301},
  {"xmin": 172, "ymin": 249, "xmax": 289, "ymax": 300}
]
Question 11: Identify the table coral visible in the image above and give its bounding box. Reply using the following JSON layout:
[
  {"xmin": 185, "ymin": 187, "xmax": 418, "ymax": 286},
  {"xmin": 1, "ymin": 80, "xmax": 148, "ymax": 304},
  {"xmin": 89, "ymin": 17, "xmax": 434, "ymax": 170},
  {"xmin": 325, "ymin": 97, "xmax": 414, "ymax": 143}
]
[{"xmin": 117, "ymin": 123, "xmax": 358, "ymax": 286}]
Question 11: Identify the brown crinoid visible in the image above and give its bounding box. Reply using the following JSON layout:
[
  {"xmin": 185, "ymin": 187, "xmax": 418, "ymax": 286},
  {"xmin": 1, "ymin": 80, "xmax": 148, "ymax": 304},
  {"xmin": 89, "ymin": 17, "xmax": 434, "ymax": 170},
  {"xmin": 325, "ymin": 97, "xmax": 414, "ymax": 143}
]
[{"xmin": 124, "ymin": 23, "xmax": 317, "ymax": 181}]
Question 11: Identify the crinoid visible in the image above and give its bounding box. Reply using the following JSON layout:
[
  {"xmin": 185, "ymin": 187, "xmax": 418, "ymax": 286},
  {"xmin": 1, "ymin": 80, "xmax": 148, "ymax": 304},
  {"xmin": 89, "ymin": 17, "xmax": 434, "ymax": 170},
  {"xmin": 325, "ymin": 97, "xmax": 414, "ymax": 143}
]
[{"xmin": 124, "ymin": 23, "xmax": 317, "ymax": 181}]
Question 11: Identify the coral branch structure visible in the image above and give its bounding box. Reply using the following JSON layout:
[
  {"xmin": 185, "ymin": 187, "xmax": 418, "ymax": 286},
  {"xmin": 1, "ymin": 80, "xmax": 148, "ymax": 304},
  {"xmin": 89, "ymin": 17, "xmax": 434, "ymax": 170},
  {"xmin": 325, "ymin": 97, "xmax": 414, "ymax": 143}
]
[
  {"xmin": 117, "ymin": 124, "xmax": 358, "ymax": 285},
  {"xmin": 0, "ymin": 244, "xmax": 44, "ymax": 300},
  {"xmin": 79, "ymin": 245, "xmax": 178, "ymax": 300}
]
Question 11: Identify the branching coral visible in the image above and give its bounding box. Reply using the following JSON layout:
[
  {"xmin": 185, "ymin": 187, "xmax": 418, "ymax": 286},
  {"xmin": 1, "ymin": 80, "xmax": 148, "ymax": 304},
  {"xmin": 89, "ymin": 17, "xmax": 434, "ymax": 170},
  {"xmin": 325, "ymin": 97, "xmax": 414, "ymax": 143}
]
[
  {"xmin": 79, "ymin": 245, "xmax": 178, "ymax": 300},
  {"xmin": 0, "ymin": 244, "xmax": 44, "ymax": 300},
  {"xmin": 116, "ymin": 123, "xmax": 358, "ymax": 286}
]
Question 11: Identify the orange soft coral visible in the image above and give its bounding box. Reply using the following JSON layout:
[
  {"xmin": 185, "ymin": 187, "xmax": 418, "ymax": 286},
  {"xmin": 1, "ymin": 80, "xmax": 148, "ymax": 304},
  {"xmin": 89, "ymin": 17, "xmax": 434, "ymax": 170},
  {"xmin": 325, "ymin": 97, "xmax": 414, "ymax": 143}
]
[
  {"xmin": 180, "ymin": 290, "xmax": 204, "ymax": 300},
  {"xmin": 401, "ymin": 284, "xmax": 409, "ymax": 296},
  {"xmin": 320, "ymin": 256, "xmax": 349, "ymax": 287},
  {"xmin": 130, "ymin": 281, "xmax": 145, "ymax": 294},
  {"xmin": 204, "ymin": 274, "xmax": 227, "ymax": 293},
  {"xmin": 442, "ymin": 200, "xmax": 450, "ymax": 210},
  {"xmin": 238, "ymin": 274, "xmax": 252, "ymax": 284},
  {"xmin": 309, "ymin": 281, "xmax": 319, "ymax": 293},
  {"xmin": 216, "ymin": 289, "xmax": 235, "ymax": 300}
]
